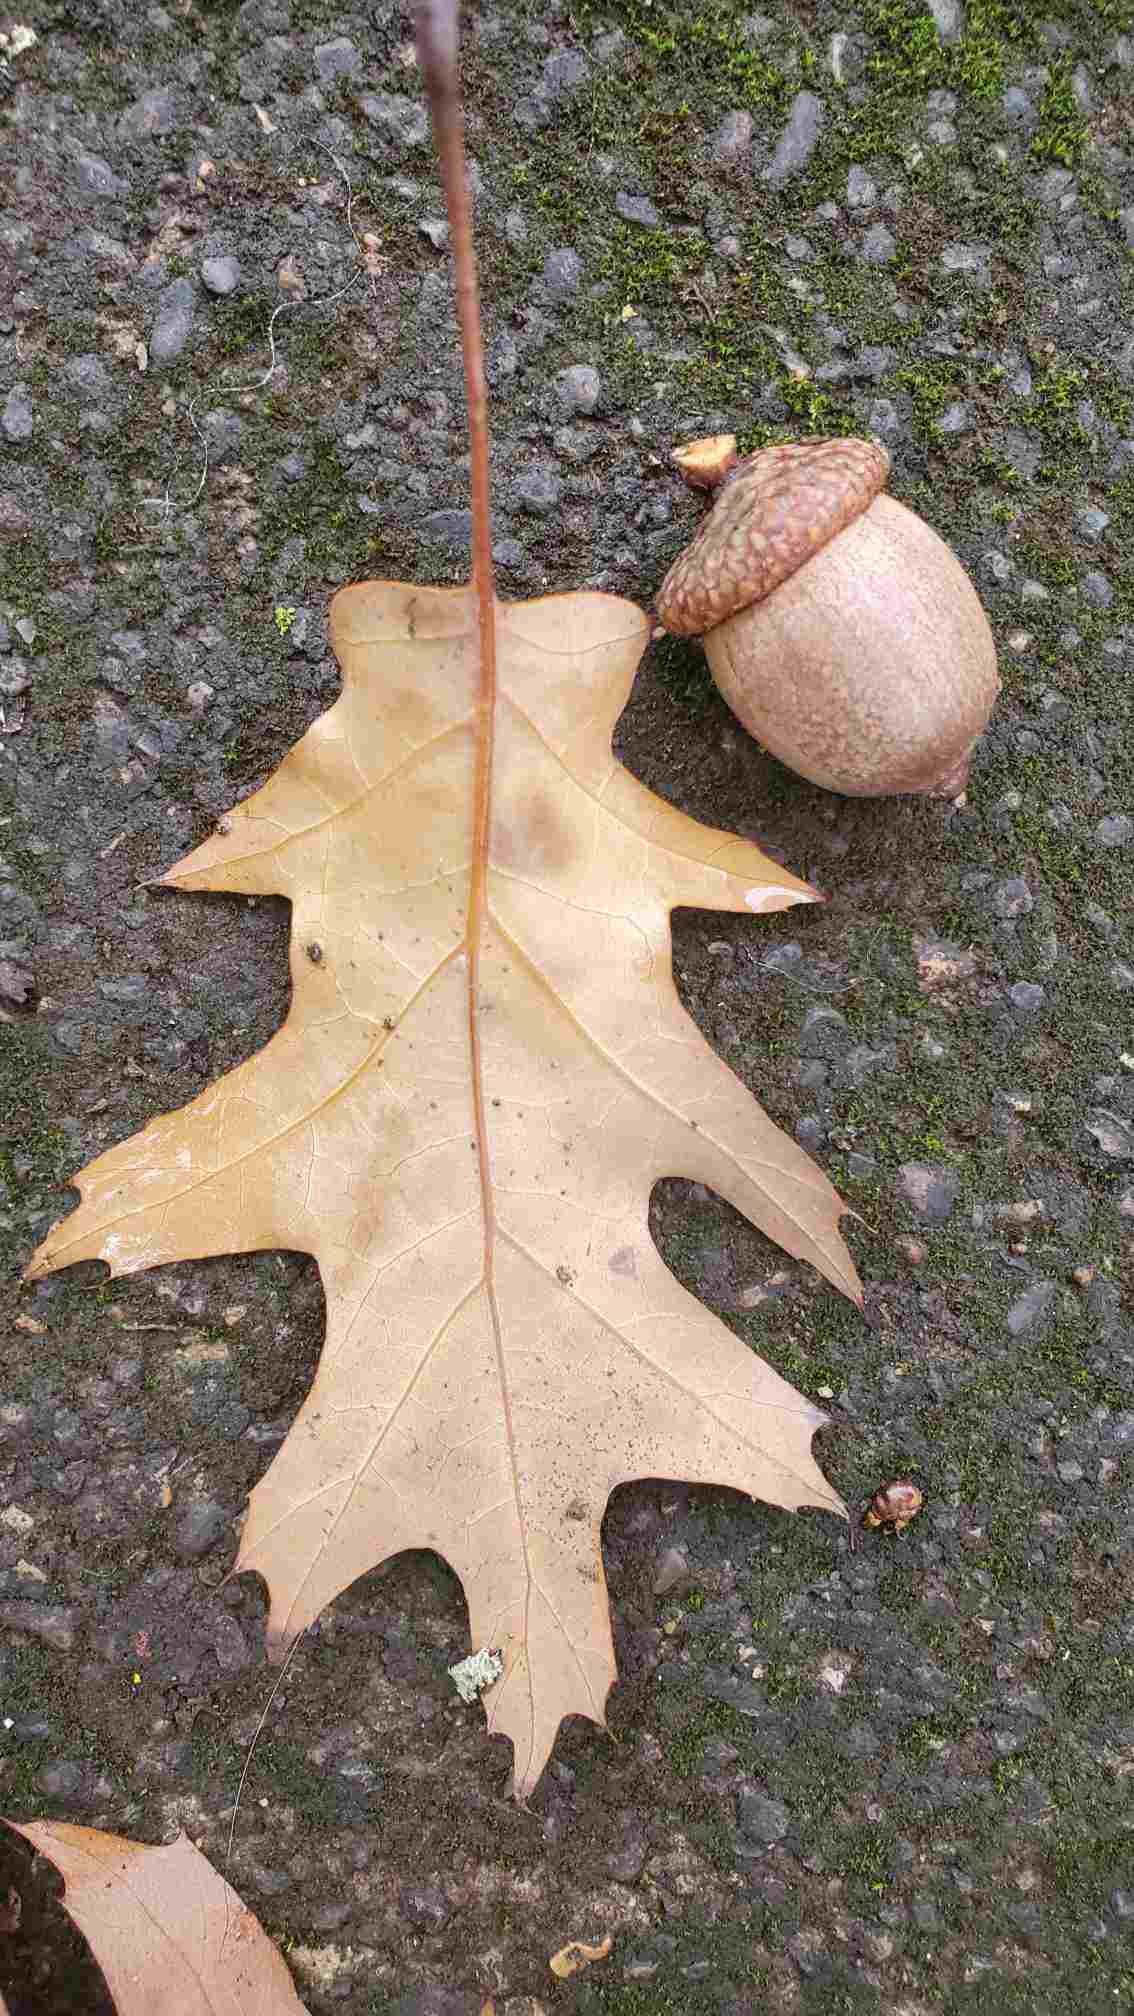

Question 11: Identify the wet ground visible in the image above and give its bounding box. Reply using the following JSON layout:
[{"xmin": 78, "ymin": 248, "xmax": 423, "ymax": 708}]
[{"xmin": 0, "ymin": 0, "xmax": 1132, "ymax": 2010}]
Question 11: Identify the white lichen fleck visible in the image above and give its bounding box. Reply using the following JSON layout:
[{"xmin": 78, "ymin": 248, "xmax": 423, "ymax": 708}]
[
  {"xmin": 449, "ymin": 1647, "xmax": 503, "ymax": 1701},
  {"xmin": 0, "ymin": 24, "xmax": 38, "ymax": 56}
]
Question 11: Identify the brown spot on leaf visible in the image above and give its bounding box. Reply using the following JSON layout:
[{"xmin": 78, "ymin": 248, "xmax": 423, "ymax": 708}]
[{"xmin": 491, "ymin": 788, "xmax": 576, "ymax": 879}]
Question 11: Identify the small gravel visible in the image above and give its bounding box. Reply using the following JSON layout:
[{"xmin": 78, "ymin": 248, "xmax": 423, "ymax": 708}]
[
  {"xmin": 860, "ymin": 222, "xmax": 897, "ymax": 263},
  {"xmin": 737, "ymin": 1791, "xmax": 791, "ymax": 1844},
  {"xmin": 539, "ymin": 245, "xmax": 583, "ymax": 300},
  {"xmin": 553, "ymin": 363, "xmax": 601, "ymax": 414},
  {"xmin": 73, "ymin": 149, "xmax": 127, "ymax": 198},
  {"xmin": 513, "ymin": 463, "xmax": 562, "ymax": 514},
  {"xmin": 990, "ymin": 875, "xmax": 1034, "ymax": 918},
  {"xmin": 149, "ymin": 277, "xmax": 196, "ymax": 362},
  {"xmin": 897, "ymin": 1163, "xmax": 961, "ymax": 1222},
  {"xmin": 711, "ymin": 110, "xmax": 752, "ymax": 164},
  {"xmin": 763, "ymin": 90, "xmax": 823, "ymax": 186},
  {"xmin": 1, "ymin": 386, "xmax": 33, "ymax": 442},
  {"xmin": 201, "ymin": 255, "xmax": 241, "ymax": 295},
  {"xmin": 615, "ymin": 192, "xmax": 661, "ymax": 228},
  {"xmin": 847, "ymin": 166, "xmax": 877, "ymax": 207},
  {"xmin": 361, "ymin": 92, "xmax": 430, "ymax": 147},
  {"xmin": 1006, "ymin": 1280, "xmax": 1057, "ymax": 1336},
  {"xmin": 313, "ymin": 36, "xmax": 360, "ymax": 83}
]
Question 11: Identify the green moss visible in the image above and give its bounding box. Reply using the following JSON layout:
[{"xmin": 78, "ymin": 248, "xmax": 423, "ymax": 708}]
[
  {"xmin": 747, "ymin": 1326, "xmax": 839, "ymax": 1396},
  {"xmin": 599, "ymin": 224, "xmax": 867, "ymax": 421},
  {"xmin": 864, "ymin": 0, "xmax": 951, "ymax": 92},
  {"xmin": 1050, "ymin": 1817, "xmax": 1134, "ymax": 1916},
  {"xmin": 1106, "ymin": 469, "xmax": 1134, "ymax": 541},
  {"xmin": 893, "ymin": 353, "xmax": 1018, "ymax": 450},
  {"xmin": 643, "ymin": 6, "xmax": 788, "ymax": 115},
  {"xmin": 835, "ymin": 0, "xmax": 1040, "ymax": 161},
  {"xmin": 1094, "ymin": 377, "xmax": 1134, "ymax": 431},
  {"xmin": 776, "ymin": 374, "xmax": 859, "ymax": 435},
  {"xmin": 900, "ymin": 1713, "xmax": 961, "ymax": 1762},
  {"xmin": 959, "ymin": 0, "xmax": 1036, "ymax": 94},
  {"xmin": 1030, "ymin": 57, "xmax": 1089, "ymax": 168},
  {"xmin": 762, "ymin": 1660, "xmax": 806, "ymax": 1707},
  {"xmin": 241, "ymin": 1733, "xmax": 384, "ymax": 1826},
  {"xmin": 0, "ymin": 1027, "xmax": 67, "ymax": 1191},
  {"xmin": 587, "ymin": 1987, "xmax": 683, "ymax": 2016},
  {"xmin": 598, "ymin": 223, "xmax": 709, "ymax": 315},
  {"xmin": 666, "ymin": 1697, "xmax": 745, "ymax": 1776},
  {"xmin": 0, "ymin": 531, "xmax": 55, "ymax": 612},
  {"xmin": 1008, "ymin": 809, "xmax": 1088, "ymax": 894},
  {"xmin": 838, "ymin": 1822, "xmax": 896, "ymax": 1895},
  {"xmin": 651, "ymin": 636, "xmax": 716, "ymax": 717},
  {"xmin": 211, "ymin": 290, "xmax": 280, "ymax": 361},
  {"xmin": 246, "ymin": 433, "xmax": 387, "ymax": 583},
  {"xmin": 574, "ymin": 0, "xmax": 788, "ymax": 112}
]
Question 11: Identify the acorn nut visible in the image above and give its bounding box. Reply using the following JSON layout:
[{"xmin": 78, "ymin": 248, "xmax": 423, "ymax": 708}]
[{"xmin": 656, "ymin": 437, "xmax": 1000, "ymax": 799}]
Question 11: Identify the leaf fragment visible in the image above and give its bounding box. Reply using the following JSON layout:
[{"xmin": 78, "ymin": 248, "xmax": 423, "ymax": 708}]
[
  {"xmin": 3, "ymin": 1822, "xmax": 305, "ymax": 2014},
  {"xmin": 549, "ymin": 1934, "xmax": 613, "ymax": 1979}
]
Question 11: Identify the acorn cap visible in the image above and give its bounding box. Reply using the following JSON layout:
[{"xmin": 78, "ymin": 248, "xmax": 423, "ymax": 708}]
[{"xmin": 656, "ymin": 435, "xmax": 891, "ymax": 638}]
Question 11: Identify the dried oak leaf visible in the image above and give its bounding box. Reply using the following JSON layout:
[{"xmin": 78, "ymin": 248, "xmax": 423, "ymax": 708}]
[
  {"xmin": 4, "ymin": 1822, "xmax": 304, "ymax": 2013},
  {"xmin": 29, "ymin": 584, "xmax": 860, "ymax": 1797}
]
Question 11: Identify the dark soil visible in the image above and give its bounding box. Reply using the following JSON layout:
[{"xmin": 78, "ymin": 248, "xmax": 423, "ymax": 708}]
[{"xmin": 1, "ymin": 1, "xmax": 1132, "ymax": 2012}]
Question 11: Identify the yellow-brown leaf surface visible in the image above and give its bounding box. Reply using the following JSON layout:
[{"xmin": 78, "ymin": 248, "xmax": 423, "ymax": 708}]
[
  {"xmin": 6, "ymin": 1823, "xmax": 305, "ymax": 2014},
  {"xmin": 30, "ymin": 585, "xmax": 861, "ymax": 1796}
]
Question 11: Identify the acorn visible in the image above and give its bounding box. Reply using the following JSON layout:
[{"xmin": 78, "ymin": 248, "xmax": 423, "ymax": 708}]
[
  {"xmin": 864, "ymin": 1480, "xmax": 924, "ymax": 1532},
  {"xmin": 655, "ymin": 436, "xmax": 1000, "ymax": 799}
]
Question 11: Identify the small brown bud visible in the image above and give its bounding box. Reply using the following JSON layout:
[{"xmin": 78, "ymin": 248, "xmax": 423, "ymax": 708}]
[
  {"xmin": 864, "ymin": 1480, "xmax": 924, "ymax": 1532},
  {"xmin": 277, "ymin": 254, "xmax": 306, "ymax": 300},
  {"xmin": 671, "ymin": 433, "xmax": 738, "ymax": 492}
]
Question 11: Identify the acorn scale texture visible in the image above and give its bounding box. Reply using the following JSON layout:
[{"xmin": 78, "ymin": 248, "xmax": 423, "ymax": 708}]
[{"xmin": 657, "ymin": 436, "xmax": 891, "ymax": 636}]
